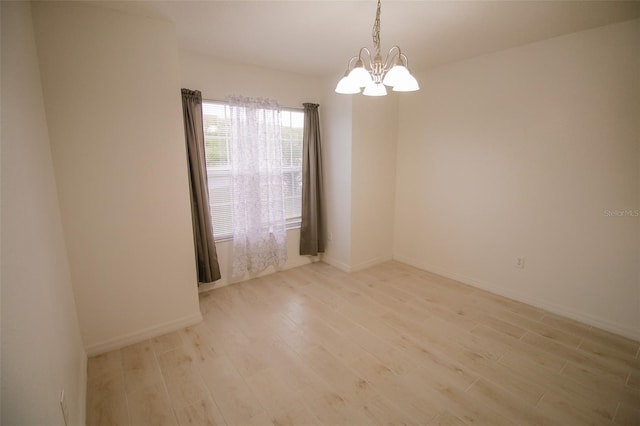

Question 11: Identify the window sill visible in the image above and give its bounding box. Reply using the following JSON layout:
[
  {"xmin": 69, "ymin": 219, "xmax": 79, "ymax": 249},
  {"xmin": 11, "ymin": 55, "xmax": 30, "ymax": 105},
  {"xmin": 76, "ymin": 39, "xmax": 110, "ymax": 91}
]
[{"xmin": 213, "ymin": 220, "xmax": 301, "ymax": 244}]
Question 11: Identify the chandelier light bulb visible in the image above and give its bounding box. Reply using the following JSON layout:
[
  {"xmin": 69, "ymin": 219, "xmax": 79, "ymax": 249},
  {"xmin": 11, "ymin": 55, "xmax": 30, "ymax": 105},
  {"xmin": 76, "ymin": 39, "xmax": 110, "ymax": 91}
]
[
  {"xmin": 363, "ymin": 82, "xmax": 387, "ymax": 97},
  {"xmin": 382, "ymin": 64, "xmax": 410, "ymax": 87},
  {"xmin": 392, "ymin": 74, "xmax": 420, "ymax": 92},
  {"xmin": 348, "ymin": 65, "xmax": 373, "ymax": 88},
  {"xmin": 335, "ymin": 73, "xmax": 361, "ymax": 94}
]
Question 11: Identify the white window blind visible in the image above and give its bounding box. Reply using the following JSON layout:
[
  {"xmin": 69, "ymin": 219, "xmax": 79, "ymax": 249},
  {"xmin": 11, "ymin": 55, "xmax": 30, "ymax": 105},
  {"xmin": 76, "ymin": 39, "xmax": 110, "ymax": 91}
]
[{"xmin": 202, "ymin": 101, "xmax": 304, "ymax": 241}]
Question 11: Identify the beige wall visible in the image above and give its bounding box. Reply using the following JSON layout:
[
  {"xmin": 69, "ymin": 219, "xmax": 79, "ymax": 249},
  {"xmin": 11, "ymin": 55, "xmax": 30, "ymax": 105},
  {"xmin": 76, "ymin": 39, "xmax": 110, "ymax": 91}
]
[
  {"xmin": 319, "ymin": 81, "xmax": 399, "ymax": 272},
  {"xmin": 394, "ymin": 19, "xmax": 640, "ymax": 339},
  {"xmin": 180, "ymin": 50, "xmax": 321, "ymax": 108},
  {"xmin": 1, "ymin": 2, "xmax": 86, "ymax": 423},
  {"xmin": 320, "ymin": 77, "xmax": 353, "ymax": 271},
  {"xmin": 32, "ymin": 1, "xmax": 201, "ymax": 354},
  {"xmin": 351, "ymin": 95, "xmax": 398, "ymax": 270},
  {"xmin": 180, "ymin": 51, "xmax": 321, "ymax": 289}
]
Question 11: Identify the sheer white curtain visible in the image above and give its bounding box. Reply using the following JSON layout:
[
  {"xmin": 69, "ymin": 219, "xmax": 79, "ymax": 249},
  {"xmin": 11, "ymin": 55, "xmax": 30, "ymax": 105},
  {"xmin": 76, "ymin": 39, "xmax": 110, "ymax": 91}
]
[{"xmin": 227, "ymin": 96, "xmax": 288, "ymax": 277}]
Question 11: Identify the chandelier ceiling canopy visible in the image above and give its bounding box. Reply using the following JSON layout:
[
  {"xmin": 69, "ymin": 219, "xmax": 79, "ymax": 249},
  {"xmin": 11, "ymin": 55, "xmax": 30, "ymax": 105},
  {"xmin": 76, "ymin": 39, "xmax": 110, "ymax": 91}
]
[{"xmin": 335, "ymin": 0, "xmax": 420, "ymax": 97}]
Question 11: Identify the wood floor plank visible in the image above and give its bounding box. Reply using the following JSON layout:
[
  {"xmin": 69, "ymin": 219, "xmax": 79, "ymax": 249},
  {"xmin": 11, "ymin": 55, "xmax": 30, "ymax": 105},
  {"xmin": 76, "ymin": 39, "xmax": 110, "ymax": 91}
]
[
  {"xmin": 86, "ymin": 370, "xmax": 129, "ymax": 426},
  {"xmin": 341, "ymin": 323, "xmax": 419, "ymax": 376},
  {"xmin": 387, "ymin": 334, "xmax": 477, "ymax": 384},
  {"xmin": 466, "ymin": 302, "xmax": 583, "ymax": 348},
  {"xmin": 351, "ymin": 329, "xmax": 508, "ymax": 425},
  {"xmin": 86, "ymin": 393, "xmax": 129, "ymax": 426},
  {"xmin": 165, "ymin": 380, "xmax": 211, "ymax": 413},
  {"xmin": 86, "ymin": 260, "xmax": 640, "ymax": 426},
  {"xmin": 628, "ymin": 370, "xmax": 640, "ymax": 390},
  {"xmin": 413, "ymin": 375, "xmax": 513, "ymax": 426},
  {"xmin": 283, "ymin": 309, "xmax": 365, "ymax": 367},
  {"xmin": 560, "ymin": 362, "xmax": 640, "ymax": 407},
  {"xmin": 291, "ymin": 341, "xmax": 417, "ymax": 425},
  {"xmin": 536, "ymin": 390, "xmax": 614, "ymax": 426},
  {"xmin": 450, "ymin": 348, "xmax": 545, "ymax": 406},
  {"xmin": 174, "ymin": 397, "xmax": 227, "ymax": 426},
  {"xmin": 499, "ymin": 350, "xmax": 619, "ymax": 421},
  {"xmin": 196, "ymin": 354, "xmax": 266, "ymax": 425},
  {"xmin": 244, "ymin": 368, "xmax": 320, "ymax": 426},
  {"xmin": 466, "ymin": 307, "xmax": 528, "ymax": 339},
  {"xmin": 466, "ymin": 290, "xmax": 547, "ymax": 322},
  {"xmin": 471, "ymin": 324, "xmax": 567, "ymax": 373},
  {"xmin": 406, "ymin": 298, "xmax": 478, "ymax": 331},
  {"xmin": 276, "ymin": 282, "xmax": 361, "ymax": 334},
  {"xmin": 614, "ymin": 403, "xmax": 640, "ymax": 426},
  {"xmin": 380, "ymin": 311, "xmax": 468, "ymax": 359},
  {"xmin": 350, "ymin": 269, "xmax": 418, "ymax": 304},
  {"xmin": 87, "ymin": 370, "xmax": 126, "ymax": 404},
  {"xmin": 151, "ymin": 331, "xmax": 183, "ymax": 356},
  {"xmin": 421, "ymin": 316, "xmax": 508, "ymax": 362},
  {"xmin": 578, "ymin": 337, "xmax": 640, "ymax": 372},
  {"xmin": 87, "ymin": 350, "xmax": 123, "ymax": 379},
  {"xmin": 539, "ymin": 312, "xmax": 594, "ymax": 336},
  {"xmin": 127, "ymin": 383, "xmax": 177, "ymax": 426},
  {"xmin": 580, "ymin": 326, "xmax": 640, "ymax": 358},
  {"xmin": 430, "ymin": 412, "xmax": 468, "ymax": 426},
  {"xmin": 245, "ymin": 326, "xmax": 375, "ymax": 425},
  {"xmin": 121, "ymin": 340, "xmax": 164, "ymax": 394},
  {"xmin": 465, "ymin": 379, "xmax": 556, "ymax": 425},
  {"xmin": 521, "ymin": 331, "xmax": 632, "ymax": 383},
  {"xmin": 157, "ymin": 347, "xmax": 203, "ymax": 385},
  {"xmin": 348, "ymin": 352, "xmax": 444, "ymax": 423}
]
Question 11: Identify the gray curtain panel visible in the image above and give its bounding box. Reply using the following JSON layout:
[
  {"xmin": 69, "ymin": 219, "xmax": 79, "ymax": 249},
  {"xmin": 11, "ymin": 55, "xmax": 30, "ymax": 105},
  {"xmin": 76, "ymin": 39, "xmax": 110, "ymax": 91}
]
[
  {"xmin": 299, "ymin": 103, "xmax": 326, "ymax": 256},
  {"xmin": 181, "ymin": 89, "xmax": 221, "ymax": 283}
]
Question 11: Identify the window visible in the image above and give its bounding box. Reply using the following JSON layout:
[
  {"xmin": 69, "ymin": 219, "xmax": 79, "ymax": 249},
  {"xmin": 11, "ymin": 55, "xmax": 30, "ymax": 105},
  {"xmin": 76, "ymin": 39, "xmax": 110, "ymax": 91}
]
[{"xmin": 202, "ymin": 101, "xmax": 304, "ymax": 240}]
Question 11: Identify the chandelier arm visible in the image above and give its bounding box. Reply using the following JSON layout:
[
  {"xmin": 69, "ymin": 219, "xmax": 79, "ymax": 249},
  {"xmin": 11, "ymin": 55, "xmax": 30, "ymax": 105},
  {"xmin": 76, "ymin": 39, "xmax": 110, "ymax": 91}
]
[
  {"xmin": 358, "ymin": 47, "xmax": 373, "ymax": 70},
  {"xmin": 382, "ymin": 45, "xmax": 402, "ymax": 71},
  {"xmin": 399, "ymin": 52, "xmax": 411, "ymax": 69},
  {"xmin": 358, "ymin": 47, "xmax": 371, "ymax": 60},
  {"xmin": 345, "ymin": 55, "xmax": 359, "ymax": 71}
]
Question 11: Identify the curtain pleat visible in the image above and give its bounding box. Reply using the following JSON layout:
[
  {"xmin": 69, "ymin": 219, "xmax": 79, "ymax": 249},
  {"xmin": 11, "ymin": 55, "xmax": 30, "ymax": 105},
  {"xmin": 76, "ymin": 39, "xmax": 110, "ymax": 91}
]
[
  {"xmin": 181, "ymin": 89, "xmax": 221, "ymax": 283},
  {"xmin": 299, "ymin": 103, "xmax": 325, "ymax": 256}
]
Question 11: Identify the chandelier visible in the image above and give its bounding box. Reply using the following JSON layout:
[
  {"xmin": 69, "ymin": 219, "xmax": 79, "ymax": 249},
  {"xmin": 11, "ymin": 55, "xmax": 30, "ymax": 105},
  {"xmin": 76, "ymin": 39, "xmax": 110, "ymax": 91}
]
[{"xmin": 335, "ymin": 0, "xmax": 419, "ymax": 96}]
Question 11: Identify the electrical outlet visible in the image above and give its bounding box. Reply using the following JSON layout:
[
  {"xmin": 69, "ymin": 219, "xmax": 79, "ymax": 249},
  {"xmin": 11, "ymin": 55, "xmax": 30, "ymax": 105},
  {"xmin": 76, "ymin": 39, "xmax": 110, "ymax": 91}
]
[
  {"xmin": 516, "ymin": 256, "xmax": 525, "ymax": 269},
  {"xmin": 60, "ymin": 389, "xmax": 69, "ymax": 426}
]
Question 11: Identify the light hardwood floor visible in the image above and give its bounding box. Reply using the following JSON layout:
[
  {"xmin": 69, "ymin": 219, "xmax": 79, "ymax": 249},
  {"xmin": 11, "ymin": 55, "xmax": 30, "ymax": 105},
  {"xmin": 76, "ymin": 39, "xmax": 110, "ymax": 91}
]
[{"xmin": 87, "ymin": 261, "xmax": 640, "ymax": 425}]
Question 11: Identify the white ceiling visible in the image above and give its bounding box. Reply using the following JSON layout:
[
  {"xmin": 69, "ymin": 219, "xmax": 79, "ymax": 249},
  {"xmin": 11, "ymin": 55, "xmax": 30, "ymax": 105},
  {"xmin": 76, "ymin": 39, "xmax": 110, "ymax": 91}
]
[{"xmin": 111, "ymin": 1, "xmax": 640, "ymax": 77}]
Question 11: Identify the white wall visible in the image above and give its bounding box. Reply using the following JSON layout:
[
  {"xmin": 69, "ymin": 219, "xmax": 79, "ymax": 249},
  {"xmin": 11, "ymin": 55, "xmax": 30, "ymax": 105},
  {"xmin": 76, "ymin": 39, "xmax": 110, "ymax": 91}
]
[
  {"xmin": 394, "ymin": 19, "xmax": 640, "ymax": 339},
  {"xmin": 318, "ymin": 80, "xmax": 399, "ymax": 272},
  {"xmin": 1, "ymin": 2, "xmax": 86, "ymax": 424},
  {"xmin": 180, "ymin": 51, "xmax": 322, "ymax": 290},
  {"xmin": 31, "ymin": 2, "xmax": 201, "ymax": 354},
  {"xmin": 180, "ymin": 50, "xmax": 321, "ymax": 108},
  {"xmin": 320, "ymin": 76, "xmax": 353, "ymax": 271},
  {"xmin": 351, "ymin": 95, "xmax": 398, "ymax": 270}
]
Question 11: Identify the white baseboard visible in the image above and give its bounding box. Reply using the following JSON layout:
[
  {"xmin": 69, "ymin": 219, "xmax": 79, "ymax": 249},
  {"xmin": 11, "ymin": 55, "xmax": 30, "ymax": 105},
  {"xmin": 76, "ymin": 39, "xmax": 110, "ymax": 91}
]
[
  {"xmin": 320, "ymin": 254, "xmax": 393, "ymax": 273},
  {"xmin": 321, "ymin": 254, "xmax": 352, "ymax": 272},
  {"xmin": 77, "ymin": 348, "xmax": 87, "ymax": 426},
  {"xmin": 85, "ymin": 312, "xmax": 203, "ymax": 356},
  {"xmin": 283, "ymin": 255, "xmax": 315, "ymax": 270},
  {"xmin": 350, "ymin": 254, "xmax": 394, "ymax": 272},
  {"xmin": 393, "ymin": 254, "xmax": 640, "ymax": 342}
]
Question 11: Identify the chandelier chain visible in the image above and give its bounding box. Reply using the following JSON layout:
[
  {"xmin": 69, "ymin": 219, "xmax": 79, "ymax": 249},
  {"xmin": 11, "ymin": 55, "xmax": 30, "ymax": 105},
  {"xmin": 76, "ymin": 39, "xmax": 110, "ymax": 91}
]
[{"xmin": 372, "ymin": 0, "xmax": 382, "ymax": 53}]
